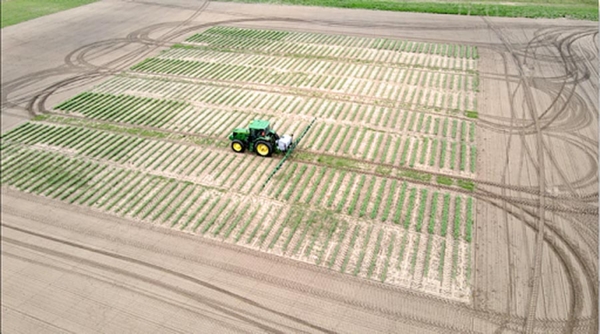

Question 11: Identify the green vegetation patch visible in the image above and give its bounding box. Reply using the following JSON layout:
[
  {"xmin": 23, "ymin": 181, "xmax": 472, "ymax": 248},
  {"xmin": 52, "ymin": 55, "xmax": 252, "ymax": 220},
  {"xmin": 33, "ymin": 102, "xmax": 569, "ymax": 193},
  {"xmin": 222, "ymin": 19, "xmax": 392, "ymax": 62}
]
[
  {"xmin": 213, "ymin": 0, "xmax": 598, "ymax": 21},
  {"xmin": 399, "ymin": 169, "xmax": 432, "ymax": 182},
  {"xmin": 465, "ymin": 111, "xmax": 479, "ymax": 119},
  {"xmin": 436, "ymin": 175, "xmax": 454, "ymax": 186},
  {"xmin": 457, "ymin": 179, "xmax": 476, "ymax": 191},
  {"xmin": 1, "ymin": 0, "xmax": 98, "ymax": 28},
  {"xmin": 295, "ymin": 152, "xmax": 359, "ymax": 170}
]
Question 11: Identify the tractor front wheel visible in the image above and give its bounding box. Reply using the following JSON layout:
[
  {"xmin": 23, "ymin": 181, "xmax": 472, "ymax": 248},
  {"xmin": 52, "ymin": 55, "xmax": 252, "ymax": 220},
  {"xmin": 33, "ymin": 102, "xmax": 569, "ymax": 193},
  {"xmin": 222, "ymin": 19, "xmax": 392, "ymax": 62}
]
[
  {"xmin": 231, "ymin": 140, "xmax": 245, "ymax": 153},
  {"xmin": 255, "ymin": 141, "xmax": 272, "ymax": 157}
]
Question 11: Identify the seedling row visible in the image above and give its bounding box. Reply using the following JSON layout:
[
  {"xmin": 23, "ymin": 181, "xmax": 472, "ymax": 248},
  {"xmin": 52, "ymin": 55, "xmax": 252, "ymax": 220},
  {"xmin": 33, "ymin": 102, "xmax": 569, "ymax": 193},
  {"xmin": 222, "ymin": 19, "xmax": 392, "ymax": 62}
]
[
  {"xmin": 264, "ymin": 162, "xmax": 475, "ymax": 240},
  {"xmin": 0, "ymin": 141, "xmax": 473, "ymax": 300},
  {"xmin": 90, "ymin": 76, "xmax": 478, "ymax": 132},
  {"xmin": 1, "ymin": 122, "xmax": 282, "ymax": 192},
  {"xmin": 159, "ymin": 47, "xmax": 478, "ymax": 91},
  {"xmin": 186, "ymin": 26, "xmax": 479, "ymax": 63},
  {"xmin": 130, "ymin": 56, "xmax": 478, "ymax": 102},
  {"xmin": 300, "ymin": 125, "xmax": 476, "ymax": 174}
]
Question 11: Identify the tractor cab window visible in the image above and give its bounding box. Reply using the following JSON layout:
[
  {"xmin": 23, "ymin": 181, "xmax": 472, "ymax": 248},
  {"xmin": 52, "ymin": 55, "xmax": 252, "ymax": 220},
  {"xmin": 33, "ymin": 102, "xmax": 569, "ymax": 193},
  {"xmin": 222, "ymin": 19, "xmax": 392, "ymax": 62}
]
[{"xmin": 250, "ymin": 128, "xmax": 262, "ymax": 139}]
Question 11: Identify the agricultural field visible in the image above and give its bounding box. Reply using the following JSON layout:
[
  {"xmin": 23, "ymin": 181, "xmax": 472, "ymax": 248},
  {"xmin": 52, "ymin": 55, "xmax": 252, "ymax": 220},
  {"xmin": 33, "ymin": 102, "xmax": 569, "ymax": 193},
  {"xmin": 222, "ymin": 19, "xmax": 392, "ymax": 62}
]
[{"xmin": 0, "ymin": 26, "xmax": 480, "ymax": 301}]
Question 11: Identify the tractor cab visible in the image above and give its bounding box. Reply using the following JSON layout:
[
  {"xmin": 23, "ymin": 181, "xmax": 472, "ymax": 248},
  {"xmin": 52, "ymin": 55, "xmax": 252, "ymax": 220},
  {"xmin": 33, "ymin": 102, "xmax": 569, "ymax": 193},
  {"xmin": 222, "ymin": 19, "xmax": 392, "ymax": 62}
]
[{"xmin": 249, "ymin": 120, "xmax": 271, "ymax": 141}]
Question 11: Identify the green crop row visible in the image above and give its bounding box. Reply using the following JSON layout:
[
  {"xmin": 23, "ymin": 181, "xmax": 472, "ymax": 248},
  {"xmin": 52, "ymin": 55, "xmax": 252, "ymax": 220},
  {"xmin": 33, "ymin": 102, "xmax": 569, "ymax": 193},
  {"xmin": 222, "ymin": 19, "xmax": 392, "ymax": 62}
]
[
  {"xmin": 269, "ymin": 209, "xmax": 299, "ymax": 249},
  {"xmin": 359, "ymin": 176, "xmax": 376, "ymax": 218},
  {"xmin": 438, "ymin": 240, "xmax": 446, "ymax": 282},
  {"xmin": 371, "ymin": 178, "xmax": 386, "ymax": 219},
  {"xmin": 422, "ymin": 236, "xmax": 433, "ymax": 278},
  {"xmin": 327, "ymin": 220, "xmax": 349, "ymax": 268},
  {"xmin": 451, "ymin": 240, "xmax": 459, "ymax": 279},
  {"xmin": 415, "ymin": 189, "xmax": 428, "ymax": 232},
  {"xmin": 304, "ymin": 167, "xmax": 327, "ymax": 204},
  {"xmin": 281, "ymin": 210, "xmax": 304, "ymax": 254},
  {"xmin": 190, "ymin": 26, "xmax": 483, "ymax": 61},
  {"xmin": 55, "ymin": 92, "xmax": 188, "ymax": 129},
  {"xmin": 348, "ymin": 174, "xmax": 365, "ymax": 215},
  {"xmin": 428, "ymin": 192, "xmax": 439, "ymax": 234},
  {"xmin": 397, "ymin": 232, "xmax": 409, "ymax": 270},
  {"xmin": 450, "ymin": 142, "xmax": 457, "ymax": 170},
  {"xmin": 381, "ymin": 179, "xmax": 397, "ymax": 222},
  {"xmin": 171, "ymin": 189, "xmax": 205, "ymax": 228},
  {"xmin": 410, "ymin": 234, "xmax": 421, "ymax": 275},
  {"xmin": 327, "ymin": 171, "xmax": 346, "ymax": 208},
  {"xmin": 465, "ymin": 197, "xmax": 473, "ymax": 242},
  {"xmin": 283, "ymin": 164, "xmax": 306, "ymax": 201},
  {"xmin": 459, "ymin": 142, "xmax": 467, "ymax": 171},
  {"xmin": 293, "ymin": 166, "xmax": 316, "ymax": 202},
  {"xmin": 393, "ymin": 182, "xmax": 408, "ymax": 224},
  {"xmin": 453, "ymin": 197, "xmax": 462, "ymax": 239},
  {"xmin": 419, "ymin": 137, "xmax": 429, "ymax": 165},
  {"xmin": 197, "ymin": 198, "xmax": 227, "ymax": 233},
  {"xmin": 212, "ymin": 204, "xmax": 239, "ymax": 236},
  {"xmin": 400, "ymin": 138, "xmax": 411, "ymax": 166},
  {"xmin": 470, "ymin": 145, "xmax": 477, "ymax": 173},
  {"xmin": 316, "ymin": 169, "xmax": 336, "ymax": 204},
  {"xmin": 292, "ymin": 212, "xmax": 316, "ymax": 256},
  {"xmin": 380, "ymin": 232, "xmax": 395, "ymax": 282},
  {"xmin": 367, "ymin": 229, "xmax": 384, "ymax": 278},
  {"xmin": 245, "ymin": 207, "xmax": 272, "ymax": 244},
  {"xmin": 337, "ymin": 173, "xmax": 356, "ymax": 213},
  {"xmin": 403, "ymin": 188, "xmax": 417, "ymax": 229},
  {"xmin": 258, "ymin": 209, "xmax": 280, "ymax": 246},
  {"xmin": 440, "ymin": 140, "xmax": 447, "ymax": 168},
  {"xmin": 353, "ymin": 225, "xmax": 373, "ymax": 276},
  {"xmin": 440, "ymin": 194, "xmax": 451, "ymax": 237},
  {"xmin": 305, "ymin": 219, "xmax": 324, "ymax": 258},
  {"xmin": 317, "ymin": 219, "xmax": 339, "ymax": 265},
  {"xmin": 341, "ymin": 225, "xmax": 361, "ymax": 273}
]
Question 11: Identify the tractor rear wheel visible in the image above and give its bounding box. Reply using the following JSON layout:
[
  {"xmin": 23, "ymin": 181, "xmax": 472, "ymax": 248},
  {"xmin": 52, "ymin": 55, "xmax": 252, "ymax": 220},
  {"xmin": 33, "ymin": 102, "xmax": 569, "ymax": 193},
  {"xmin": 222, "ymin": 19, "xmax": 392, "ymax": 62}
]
[
  {"xmin": 231, "ymin": 140, "xmax": 245, "ymax": 153},
  {"xmin": 255, "ymin": 141, "xmax": 272, "ymax": 157}
]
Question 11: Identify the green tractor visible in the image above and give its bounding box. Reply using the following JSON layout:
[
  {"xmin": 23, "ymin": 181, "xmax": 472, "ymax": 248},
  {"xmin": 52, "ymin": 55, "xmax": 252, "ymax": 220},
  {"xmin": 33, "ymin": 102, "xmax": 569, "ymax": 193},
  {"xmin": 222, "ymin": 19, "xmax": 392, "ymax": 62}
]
[{"xmin": 229, "ymin": 119, "xmax": 293, "ymax": 157}]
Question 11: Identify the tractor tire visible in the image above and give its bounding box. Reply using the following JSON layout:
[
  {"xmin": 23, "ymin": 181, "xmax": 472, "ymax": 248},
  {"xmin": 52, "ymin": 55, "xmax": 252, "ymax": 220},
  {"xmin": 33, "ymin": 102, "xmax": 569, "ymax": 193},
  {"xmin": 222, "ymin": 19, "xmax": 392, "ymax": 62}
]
[
  {"xmin": 255, "ymin": 141, "xmax": 272, "ymax": 157},
  {"xmin": 231, "ymin": 140, "xmax": 245, "ymax": 153}
]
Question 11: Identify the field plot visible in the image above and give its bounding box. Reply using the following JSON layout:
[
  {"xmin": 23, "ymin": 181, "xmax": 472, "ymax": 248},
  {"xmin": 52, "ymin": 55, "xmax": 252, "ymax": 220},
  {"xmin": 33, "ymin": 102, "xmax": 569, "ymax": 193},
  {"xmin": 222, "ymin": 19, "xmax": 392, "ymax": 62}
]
[{"xmin": 0, "ymin": 26, "xmax": 479, "ymax": 302}]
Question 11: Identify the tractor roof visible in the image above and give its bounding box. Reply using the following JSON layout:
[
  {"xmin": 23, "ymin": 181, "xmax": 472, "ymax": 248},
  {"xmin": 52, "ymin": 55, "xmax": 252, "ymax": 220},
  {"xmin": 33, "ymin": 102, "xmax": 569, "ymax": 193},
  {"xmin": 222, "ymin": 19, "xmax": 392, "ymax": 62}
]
[{"xmin": 249, "ymin": 119, "xmax": 270, "ymax": 130}]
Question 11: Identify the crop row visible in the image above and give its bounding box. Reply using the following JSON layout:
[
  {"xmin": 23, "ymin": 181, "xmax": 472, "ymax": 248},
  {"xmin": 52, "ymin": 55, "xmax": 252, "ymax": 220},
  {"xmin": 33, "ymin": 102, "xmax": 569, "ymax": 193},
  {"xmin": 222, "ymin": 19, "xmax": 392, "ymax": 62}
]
[
  {"xmin": 159, "ymin": 47, "xmax": 478, "ymax": 92},
  {"xmin": 0, "ymin": 137, "xmax": 473, "ymax": 298},
  {"xmin": 0, "ymin": 145, "xmax": 274, "ymax": 239},
  {"xmin": 54, "ymin": 92, "xmax": 190, "ymax": 127},
  {"xmin": 0, "ymin": 142, "xmax": 473, "ymax": 293},
  {"xmin": 265, "ymin": 162, "xmax": 475, "ymax": 239},
  {"xmin": 130, "ymin": 56, "xmax": 478, "ymax": 103},
  {"xmin": 2, "ymin": 122, "xmax": 144, "ymax": 162},
  {"xmin": 179, "ymin": 190, "xmax": 473, "ymax": 296},
  {"xmin": 187, "ymin": 26, "xmax": 479, "ymax": 61},
  {"xmin": 335, "ymin": 220, "xmax": 471, "ymax": 298},
  {"xmin": 2, "ymin": 122, "xmax": 284, "ymax": 192},
  {"xmin": 55, "ymin": 92, "xmax": 322, "ymax": 143},
  {"xmin": 92, "ymin": 76, "xmax": 478, "ymax": 133},
  {"xmin": 0, "ymin": 144, "xmax": 276, "ymax": 238},
  {"xmin": 302, "ymin": 126, "xmax": 476, "ymax": 173}
]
